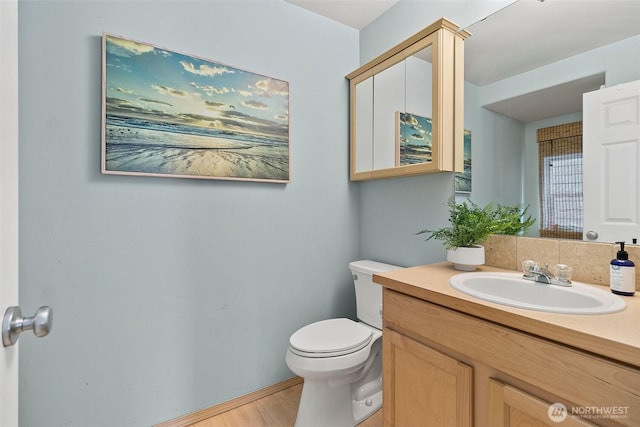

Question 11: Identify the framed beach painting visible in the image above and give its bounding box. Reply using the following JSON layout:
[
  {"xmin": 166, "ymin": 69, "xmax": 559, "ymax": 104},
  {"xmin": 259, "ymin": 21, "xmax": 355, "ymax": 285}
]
[
  {"xmin": 396, "ymin": 112, "xmax": 433, "ymax": 166},
  {"xmin": 455, "ymin": 129, "xmax": 472, "ymax": 193},
  {"xmin": 102, "ymin": 34, "xmax": 290, "ymax": 183}
]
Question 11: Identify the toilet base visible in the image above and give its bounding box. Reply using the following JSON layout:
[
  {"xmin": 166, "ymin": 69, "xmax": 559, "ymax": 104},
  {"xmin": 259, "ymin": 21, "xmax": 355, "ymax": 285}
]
[
  {"xmin": 294, "ymin": 379, "xmax": 353, "ymax": 427},
  {"xmin": 293, "ymin": 378, "xmax": 381, "ymax": 427},
  {"xmin": 353, "ymin": 387, "xmax": 382, "ymax": 424}
]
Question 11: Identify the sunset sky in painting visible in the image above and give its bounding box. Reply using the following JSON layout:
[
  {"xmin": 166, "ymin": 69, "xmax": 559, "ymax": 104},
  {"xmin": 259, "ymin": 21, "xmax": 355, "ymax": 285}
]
[{"xmin": 104, "ymin": 34, "xmax": 289, "ymax": 141}]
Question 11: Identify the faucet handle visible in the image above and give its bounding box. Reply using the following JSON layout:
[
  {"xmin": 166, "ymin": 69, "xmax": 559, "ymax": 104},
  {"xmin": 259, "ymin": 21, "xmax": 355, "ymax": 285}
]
[
  {"xmin": 553, "ymin": 264, "xmax": 573, "ymax": 282},
  {"xmin": 522, "ymin": 260, "xmax": 537, "ymax": 274}
]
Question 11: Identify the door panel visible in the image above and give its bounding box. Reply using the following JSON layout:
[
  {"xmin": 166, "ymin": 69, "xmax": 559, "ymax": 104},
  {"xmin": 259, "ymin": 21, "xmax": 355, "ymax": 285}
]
[
  {"xmin": 583, "ymin": 80, "xmax": 640, "ymax": 243},
  {"xmin": 0, "ymin": 0, "xmax": 20, "ymax": 425}
]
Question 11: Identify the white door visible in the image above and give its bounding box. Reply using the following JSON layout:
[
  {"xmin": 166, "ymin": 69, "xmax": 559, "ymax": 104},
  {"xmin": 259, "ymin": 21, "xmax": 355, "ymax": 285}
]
[
  {"xmin": 0, "ymin": 0, "xmax": 20, "ymax": 425},
  {"xmin": 583, "ymin": 80, "xmax": 640, "ymax": 243}
]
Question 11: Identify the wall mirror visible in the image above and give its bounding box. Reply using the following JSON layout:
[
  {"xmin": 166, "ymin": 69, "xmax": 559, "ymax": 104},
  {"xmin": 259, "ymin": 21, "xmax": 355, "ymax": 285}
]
[
  {"xmin": 347, "ymin": 18, "xmax": 470, "ymax": 181},
  {"xmin": 460, "ymin": 0, "xmax": 640, "ymax": 242}
]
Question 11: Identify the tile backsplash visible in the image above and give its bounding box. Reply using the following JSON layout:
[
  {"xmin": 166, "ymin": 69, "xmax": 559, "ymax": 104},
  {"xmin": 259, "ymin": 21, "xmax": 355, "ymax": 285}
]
[{"xmin": 484, "ymin": 235, "xmax": 640, "ymax": 291}]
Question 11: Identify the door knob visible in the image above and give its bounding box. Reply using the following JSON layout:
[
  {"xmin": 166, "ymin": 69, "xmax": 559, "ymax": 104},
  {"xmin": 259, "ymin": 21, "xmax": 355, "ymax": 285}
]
[
  {"xmin": 2, "ymin": 306, "xmax": 53, "ymax": 347},
  {"xmin": 585, "ymin": 230, "xmax": 599, "ymax": 240}
]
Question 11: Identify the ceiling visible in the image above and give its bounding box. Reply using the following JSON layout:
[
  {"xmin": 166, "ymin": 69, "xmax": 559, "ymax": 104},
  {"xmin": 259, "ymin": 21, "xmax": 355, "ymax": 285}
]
[
  {"xmin": 483, "ymin": 73, "xmax": 606, "ymax": 123},
  {"xmin": 285, "ymin": 0, "xmax": 399, "ymax": 30},
  {"xmin": 286, "ymin": 0, "xmax": 640, "ymax": 122}
]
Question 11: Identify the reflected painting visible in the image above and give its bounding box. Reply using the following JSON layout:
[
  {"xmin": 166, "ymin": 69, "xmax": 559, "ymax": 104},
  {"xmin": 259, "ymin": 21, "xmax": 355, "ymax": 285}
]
[
  {"xmin": 455, "ymin": 130, "xmax": 472, "ymax": 193},
  {"xmin": 396, "ymin": 112, "xmax": 432, "ymax": 166},
  {"xmin": 102, "ymin": 34, "xmax": 290, "ymax": 183}
]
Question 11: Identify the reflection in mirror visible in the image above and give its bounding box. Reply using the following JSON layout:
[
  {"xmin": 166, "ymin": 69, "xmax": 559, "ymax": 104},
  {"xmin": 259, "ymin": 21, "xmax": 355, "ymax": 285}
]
[
  {"xmin": 353, "ymin": 44, "xmax": 434, "ymax": 175},
  {"xmin": 354, "ymin": 76, "xmax": 373, "ymax": 173},
  {"xmin": 374, "ymin": 57, "xmax": 407, "ymax": 170},
  {"xmin": 348, "ymin": 18, "xmax": 468, "ymax": 181},
  {"xmin": 398, "ymin": 46, "xmax": 433, "ymax": 167},
  {"xmin": 459, "ymin": 0, "xmax": 640, "ymax": 242}
]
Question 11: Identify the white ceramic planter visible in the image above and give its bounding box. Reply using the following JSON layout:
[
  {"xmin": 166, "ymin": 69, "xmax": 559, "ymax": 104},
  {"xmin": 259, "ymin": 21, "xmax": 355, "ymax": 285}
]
[{"xmin": 447, "ymin": 245, "xmax": 485, "ymax": 271}]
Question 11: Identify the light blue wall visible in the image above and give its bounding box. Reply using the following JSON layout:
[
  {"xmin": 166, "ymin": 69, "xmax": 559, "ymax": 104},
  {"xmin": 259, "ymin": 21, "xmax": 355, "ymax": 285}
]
[{"xmin": 18, "ymin": 1, "xmax": 359, "ymax": 426}]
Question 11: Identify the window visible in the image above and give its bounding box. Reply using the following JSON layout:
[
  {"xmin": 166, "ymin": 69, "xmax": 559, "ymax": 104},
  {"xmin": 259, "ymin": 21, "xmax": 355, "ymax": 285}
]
[{"xmin": 537, "ymin": 122, "xmax": 583, "ymax": 240}]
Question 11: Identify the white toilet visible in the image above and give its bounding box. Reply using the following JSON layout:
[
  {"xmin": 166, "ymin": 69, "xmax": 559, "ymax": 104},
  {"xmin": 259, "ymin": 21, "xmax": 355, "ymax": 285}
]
[{"xmin": 285, "ymin": 260, "xmax": 401, "ymax": 427}]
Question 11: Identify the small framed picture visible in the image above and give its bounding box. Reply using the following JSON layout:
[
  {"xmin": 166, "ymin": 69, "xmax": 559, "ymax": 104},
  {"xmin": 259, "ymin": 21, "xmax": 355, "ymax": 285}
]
[
  {"xmin": 455, "ymin": 130, "xmax": 472, "ymax": 193},
  {"xmin": 396, "ymin": 111, "xmax": 432, "ymax": 166}
]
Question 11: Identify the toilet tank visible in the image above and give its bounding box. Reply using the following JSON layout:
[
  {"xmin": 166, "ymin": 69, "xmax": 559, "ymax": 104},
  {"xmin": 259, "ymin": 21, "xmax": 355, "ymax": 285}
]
[{"xmin": 349, "ymin": 260, "xmax": 401, "ymax": 329}]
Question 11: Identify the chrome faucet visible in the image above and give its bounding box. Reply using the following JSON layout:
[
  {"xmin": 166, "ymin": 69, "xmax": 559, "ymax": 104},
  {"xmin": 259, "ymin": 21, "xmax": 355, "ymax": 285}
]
[
  {"xmin": 522, "ymin": 261, "xmax": 572, "ymax": 287},
  {"xmin": 529, "ymin": 264, "xmax": 553, "ymax": 284}
]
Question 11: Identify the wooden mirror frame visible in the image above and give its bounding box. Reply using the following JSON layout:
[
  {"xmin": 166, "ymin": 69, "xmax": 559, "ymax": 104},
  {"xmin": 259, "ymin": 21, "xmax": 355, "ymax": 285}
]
[{"xmin": 347, "ymin": 18, "xmax": 470, "ymax": 181}]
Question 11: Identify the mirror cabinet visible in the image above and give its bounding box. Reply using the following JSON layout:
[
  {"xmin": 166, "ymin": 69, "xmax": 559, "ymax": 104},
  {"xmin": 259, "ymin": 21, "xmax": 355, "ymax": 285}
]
[{"xmin": 347, "ymin": 18, "xmax": 470, "ymax": 181}]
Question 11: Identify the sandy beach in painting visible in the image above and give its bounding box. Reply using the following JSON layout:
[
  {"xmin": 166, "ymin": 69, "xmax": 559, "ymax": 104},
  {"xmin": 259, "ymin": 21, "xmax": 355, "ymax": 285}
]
[{"xmin": 105, "ymin": 116, "xmax": 289, "ymax": 180}]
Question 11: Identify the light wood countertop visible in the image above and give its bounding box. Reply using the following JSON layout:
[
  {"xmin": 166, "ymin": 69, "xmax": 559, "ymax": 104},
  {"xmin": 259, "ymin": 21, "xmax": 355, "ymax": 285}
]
[{"xmin": 374, "ymin": 262, "xmax": 640, "ymax": 367}]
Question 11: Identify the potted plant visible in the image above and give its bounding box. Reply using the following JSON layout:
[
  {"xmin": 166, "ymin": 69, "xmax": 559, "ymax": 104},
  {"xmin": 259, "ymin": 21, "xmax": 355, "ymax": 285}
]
[{"xmin": 418, "ymin": 198, "xmax": 535, "ymax": 271}]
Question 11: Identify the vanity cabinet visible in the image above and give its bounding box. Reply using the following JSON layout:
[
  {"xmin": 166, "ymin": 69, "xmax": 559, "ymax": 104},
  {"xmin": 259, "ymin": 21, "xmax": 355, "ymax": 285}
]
[
  {"xmin": 346, "ymin": 18, "xmax": 469, "ymax": 181},
  {"xmin": 383, "ymin": 328, "xmax": 472, "ymax": 426},
  {"xmin": 488, "ymin": 380, "xmax": 596, "ymax": 427},
  {"xmin": 382, "ymin": 288, "xmax": 640, "ymax": 427}
]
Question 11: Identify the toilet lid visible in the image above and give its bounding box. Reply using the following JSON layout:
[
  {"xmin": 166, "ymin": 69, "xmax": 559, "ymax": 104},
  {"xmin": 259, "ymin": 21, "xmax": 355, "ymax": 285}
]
[{"xmin": 289, "ymin": 318, "xmax": 373, "ymax": 358}]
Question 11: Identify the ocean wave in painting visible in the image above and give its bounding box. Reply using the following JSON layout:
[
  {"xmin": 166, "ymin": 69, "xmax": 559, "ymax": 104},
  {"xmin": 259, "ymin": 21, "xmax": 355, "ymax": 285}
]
[
  {"xmin": 398, "ymin": 112, "xmax": 433, "ymax": 165},
  {"xmin": 399, "ymin": 144, "xmax": 433, "ymax": 164},
  {"xmin": 105, "ymin": 115, "xmax": 289, "ymax": 180}
]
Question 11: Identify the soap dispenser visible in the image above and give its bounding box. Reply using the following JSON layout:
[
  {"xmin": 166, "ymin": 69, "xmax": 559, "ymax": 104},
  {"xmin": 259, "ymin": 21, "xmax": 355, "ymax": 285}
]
[{"xmin": 610, "ymin": 241, "xmax": 636, "ymax": 296}]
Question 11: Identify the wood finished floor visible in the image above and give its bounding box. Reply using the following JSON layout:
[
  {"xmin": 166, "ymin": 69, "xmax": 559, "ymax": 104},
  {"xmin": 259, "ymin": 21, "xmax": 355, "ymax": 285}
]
[{"xmin": 190, "ymin": 383, "xmax": 383, "ymax": 427}]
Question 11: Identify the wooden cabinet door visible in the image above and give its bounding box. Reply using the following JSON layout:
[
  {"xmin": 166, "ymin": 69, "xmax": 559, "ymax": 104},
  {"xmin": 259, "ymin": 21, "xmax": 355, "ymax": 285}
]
[
  {"xmin": 383, "ymin": 328, "xmax": 472, "ymax": 427},
  {"xmin": 488, "ymin": 379, "xmax": 597, "ymax": 427}
]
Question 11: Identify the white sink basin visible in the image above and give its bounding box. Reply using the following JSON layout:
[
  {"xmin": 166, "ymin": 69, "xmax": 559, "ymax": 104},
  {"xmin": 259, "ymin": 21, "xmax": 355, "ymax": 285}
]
[{"xmin": 449, "ymin": 272, "xmax": 626, "ymax": 314}]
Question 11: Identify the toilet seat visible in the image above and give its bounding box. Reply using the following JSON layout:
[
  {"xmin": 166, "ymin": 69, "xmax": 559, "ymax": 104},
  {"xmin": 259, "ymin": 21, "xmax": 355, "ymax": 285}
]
[{"xmin": 289, "ymin": 318, "xmax": 373, "ymax": 358}]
